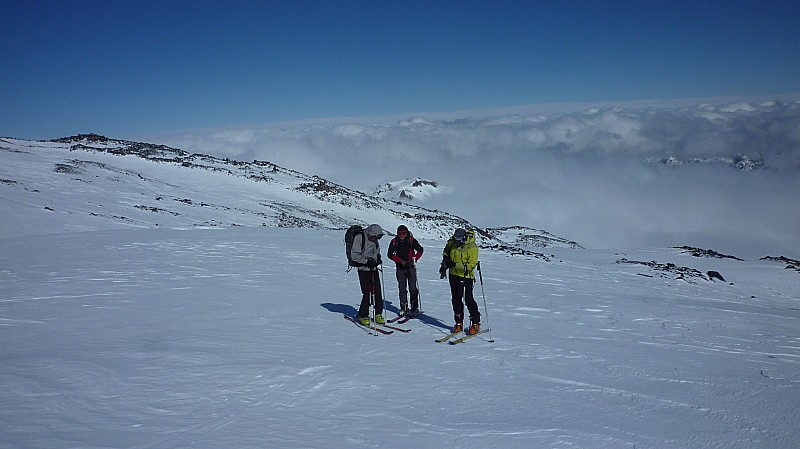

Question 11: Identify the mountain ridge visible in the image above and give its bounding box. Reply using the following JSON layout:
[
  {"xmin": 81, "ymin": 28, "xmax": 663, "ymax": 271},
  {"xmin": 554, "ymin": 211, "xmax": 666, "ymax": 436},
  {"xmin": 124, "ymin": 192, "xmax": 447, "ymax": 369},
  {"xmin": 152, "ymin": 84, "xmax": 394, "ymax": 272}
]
[{"xmin": 0, "ymin": 134, "xmax": 575, "ymax": 256}]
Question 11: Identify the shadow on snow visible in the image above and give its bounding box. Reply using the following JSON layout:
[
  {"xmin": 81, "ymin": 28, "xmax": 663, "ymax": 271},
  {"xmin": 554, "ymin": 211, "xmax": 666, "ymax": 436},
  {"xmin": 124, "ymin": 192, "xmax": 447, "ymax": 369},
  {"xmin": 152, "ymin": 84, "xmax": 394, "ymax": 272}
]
[{"xmin": 320, "ymin": 301, "xmax": 450, "ymax": 331}]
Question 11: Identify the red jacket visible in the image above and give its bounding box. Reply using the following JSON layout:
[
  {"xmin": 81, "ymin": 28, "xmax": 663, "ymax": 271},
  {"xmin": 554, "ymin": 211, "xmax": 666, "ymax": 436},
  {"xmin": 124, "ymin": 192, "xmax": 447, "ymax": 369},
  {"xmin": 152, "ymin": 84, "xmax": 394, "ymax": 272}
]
[{"xmin": 387, "ymin": 234, "xmax": 424, "ymax": 268}]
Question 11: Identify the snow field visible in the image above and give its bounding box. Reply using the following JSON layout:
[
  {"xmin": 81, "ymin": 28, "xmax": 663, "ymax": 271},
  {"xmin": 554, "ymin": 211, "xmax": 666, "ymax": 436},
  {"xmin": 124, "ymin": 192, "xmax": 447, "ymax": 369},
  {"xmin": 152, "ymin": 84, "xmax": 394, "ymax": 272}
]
[{"xmin": 1, "ymin": 227, "xmax": 798, "ymax": 448}]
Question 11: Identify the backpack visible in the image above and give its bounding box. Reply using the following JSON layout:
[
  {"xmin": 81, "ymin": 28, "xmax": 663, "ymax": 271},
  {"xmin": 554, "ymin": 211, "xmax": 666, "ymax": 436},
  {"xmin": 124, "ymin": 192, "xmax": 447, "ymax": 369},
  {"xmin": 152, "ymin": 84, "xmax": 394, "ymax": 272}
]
[
  {"xmin": 344, "ymin": 225, "xmax": 366, "ymax": 269},
  {"xmin": 442, "ymin": 237, "xmax": 456, "ymax": 266}
]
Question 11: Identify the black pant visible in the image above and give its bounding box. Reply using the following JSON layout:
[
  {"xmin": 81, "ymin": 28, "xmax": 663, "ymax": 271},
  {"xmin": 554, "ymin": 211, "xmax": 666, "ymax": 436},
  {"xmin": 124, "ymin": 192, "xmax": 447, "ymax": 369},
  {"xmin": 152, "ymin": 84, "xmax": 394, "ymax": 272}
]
[
  {"xmin": 358, "ymin": 270, "xmax": 383, "ymax": 318},
  {"xmin": 449, "ymin": 274, "xmax": 480, "ymax": 324}
]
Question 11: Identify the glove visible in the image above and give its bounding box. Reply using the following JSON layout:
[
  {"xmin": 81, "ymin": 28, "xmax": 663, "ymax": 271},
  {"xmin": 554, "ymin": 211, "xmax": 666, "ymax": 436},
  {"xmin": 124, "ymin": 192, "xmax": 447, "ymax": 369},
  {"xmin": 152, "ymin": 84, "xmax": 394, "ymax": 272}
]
[
  {"xmin": 367, "ymin": 259, "xmax": 377, "ymax": 269},
  {"xmin": 439, "ymin": 264, "xmax": 447, "ymax": 279},
  {"xmin": 445, "ymin": 259, "xmax": 455, "ymax": 268},
  {"xmin": 377, "ymin": 256, "xmax": 382, "ymax": 266}
]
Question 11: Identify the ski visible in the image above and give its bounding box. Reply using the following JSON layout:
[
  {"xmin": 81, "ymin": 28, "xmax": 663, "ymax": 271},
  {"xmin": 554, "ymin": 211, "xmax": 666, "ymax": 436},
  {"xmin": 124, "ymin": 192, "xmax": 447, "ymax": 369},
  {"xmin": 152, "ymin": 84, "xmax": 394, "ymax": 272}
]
[
  {"xmin": 389, "ymin": 315, "xmax": 411, "ymax": 324},
  {"xmin": 388, "ymin": 314, "xmax": 406, "ymax": 323},
  {"xmin": 435, "ymin": 331, "xmax": 462, "ymax": 343},
  {"xmin": 389, "ymin": 310, "xmax": 423, "ymax": 324},
  {"xmin": 343, "ymin": 314, "xmax": 393, "ymax": 335},
  {"xmin": 448, "ymin": 329, "xmax": 492, "ymax": 345},
  {"xmin": 380, "ymin": 323, "xmax": 411, "ymax": 333}
]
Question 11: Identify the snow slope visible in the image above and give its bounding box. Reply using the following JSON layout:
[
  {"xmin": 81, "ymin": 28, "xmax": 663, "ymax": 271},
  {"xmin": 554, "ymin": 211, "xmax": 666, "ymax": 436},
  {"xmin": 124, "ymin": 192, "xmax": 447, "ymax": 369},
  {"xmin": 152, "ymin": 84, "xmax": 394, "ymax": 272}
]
[
  {"xmin": 1, "ymin": 135, "xmax": 574, "ymax": 251},
  {"xmin": 1, "ymin": 227, "xmax": 798, "ymax": 449}
]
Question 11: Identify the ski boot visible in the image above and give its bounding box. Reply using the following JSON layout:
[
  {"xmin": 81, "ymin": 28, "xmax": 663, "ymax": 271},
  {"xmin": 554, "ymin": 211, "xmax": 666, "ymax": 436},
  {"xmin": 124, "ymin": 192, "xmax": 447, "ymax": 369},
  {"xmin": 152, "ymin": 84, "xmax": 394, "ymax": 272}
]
[{"xmin": 468, "ymin": 322, "xmax": 481, "ymax": 335}]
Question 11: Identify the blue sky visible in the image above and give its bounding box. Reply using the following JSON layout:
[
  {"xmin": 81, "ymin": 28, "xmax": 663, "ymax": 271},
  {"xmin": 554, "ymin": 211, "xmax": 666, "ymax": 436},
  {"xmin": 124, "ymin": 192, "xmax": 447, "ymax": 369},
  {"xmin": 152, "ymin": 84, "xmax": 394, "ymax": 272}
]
[{"xmin": 2, "ymin": 0, "xmax": 799, "ymax": 140}]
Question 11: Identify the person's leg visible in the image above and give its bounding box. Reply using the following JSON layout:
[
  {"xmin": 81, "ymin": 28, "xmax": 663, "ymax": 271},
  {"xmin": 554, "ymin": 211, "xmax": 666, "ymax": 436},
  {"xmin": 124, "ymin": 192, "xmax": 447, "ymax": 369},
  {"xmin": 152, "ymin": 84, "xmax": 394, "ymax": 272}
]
[
  {"xmin": 449, "ymin": 274, "xmax": 464, "ymax": 326},
  {"xmin": 408, "ymin": 267, "xmax": 419, "ymax": 312},
  {"xmin": 373, "ymin": 270, "xmax": 383, "ymax": 315},
  {"xmin": 464, "ymin": 278, "xmax": 480, "ymax": 324},
  {"xmin": 357, "ymin": 271, "xmax": 371, "ymax": 318},
  {"xmin": 396, "ymin": 268, "xmax": 408, "ymax": 312}
]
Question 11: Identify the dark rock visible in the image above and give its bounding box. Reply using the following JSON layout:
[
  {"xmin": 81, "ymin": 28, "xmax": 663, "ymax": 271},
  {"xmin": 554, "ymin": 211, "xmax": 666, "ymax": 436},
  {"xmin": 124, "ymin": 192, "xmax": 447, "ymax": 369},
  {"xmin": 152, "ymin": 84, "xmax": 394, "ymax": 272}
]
[{"xmin": 674, "ymin": 246, "xmax": 743, "ymax": 261}]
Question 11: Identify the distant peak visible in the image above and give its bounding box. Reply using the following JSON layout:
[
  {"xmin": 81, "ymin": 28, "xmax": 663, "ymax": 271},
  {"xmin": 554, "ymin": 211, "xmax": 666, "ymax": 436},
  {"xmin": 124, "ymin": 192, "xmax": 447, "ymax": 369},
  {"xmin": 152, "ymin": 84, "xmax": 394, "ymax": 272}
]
[
  {"xmin": 374, "ymin": 177, "xmax": 445, "ymax": 202},
  {"xmin": 412, "ymin": 178, "xmax": 438, "ymax": 188},
  {"xmin": 485, "ymin": 226, "xmax": 584, "ymax": 249}
]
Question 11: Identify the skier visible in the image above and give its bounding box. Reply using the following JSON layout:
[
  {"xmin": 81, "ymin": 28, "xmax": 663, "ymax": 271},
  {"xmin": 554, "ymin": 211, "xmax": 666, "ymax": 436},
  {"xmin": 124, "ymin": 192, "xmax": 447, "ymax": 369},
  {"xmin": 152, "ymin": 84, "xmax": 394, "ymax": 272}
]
[
  {"xmin": 387, "ymin": 225, "xmax": 424, "ymax": 316},
  {"xmin": 440, "ymin": 228, "xmax": 480, "ymax": 335},
  {"xmin": 350, "ymin": 224, "xmax": 385, "ymax": 325}
]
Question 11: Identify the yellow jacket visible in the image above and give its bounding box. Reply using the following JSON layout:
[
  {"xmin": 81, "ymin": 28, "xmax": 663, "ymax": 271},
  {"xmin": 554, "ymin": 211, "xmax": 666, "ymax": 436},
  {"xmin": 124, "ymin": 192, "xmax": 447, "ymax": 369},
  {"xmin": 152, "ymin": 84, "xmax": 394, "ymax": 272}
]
[{"xmin": 446, "ymin": 230, "xmax": 478, "ymax": 279}]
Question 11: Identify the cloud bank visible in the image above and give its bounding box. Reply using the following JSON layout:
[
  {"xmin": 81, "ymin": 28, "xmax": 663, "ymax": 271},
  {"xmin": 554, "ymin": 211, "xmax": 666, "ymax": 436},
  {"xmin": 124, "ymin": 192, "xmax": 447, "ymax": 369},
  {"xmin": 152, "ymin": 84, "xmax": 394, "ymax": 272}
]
[{"xmin": 155, "ymin": 99, "xmax": 800, "ymax": 257}]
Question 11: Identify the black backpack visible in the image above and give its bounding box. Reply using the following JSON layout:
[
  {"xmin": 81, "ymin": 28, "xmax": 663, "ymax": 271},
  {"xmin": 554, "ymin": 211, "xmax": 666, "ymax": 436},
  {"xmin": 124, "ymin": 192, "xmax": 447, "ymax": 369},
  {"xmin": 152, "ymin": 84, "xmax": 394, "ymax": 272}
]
[
  {"xmin": 344, "ymin": 225, "xmax": 366, "ymax": 269},
  {"xmin": 442, "ymin": 237, "xmax": 456, "ymax": 266}
]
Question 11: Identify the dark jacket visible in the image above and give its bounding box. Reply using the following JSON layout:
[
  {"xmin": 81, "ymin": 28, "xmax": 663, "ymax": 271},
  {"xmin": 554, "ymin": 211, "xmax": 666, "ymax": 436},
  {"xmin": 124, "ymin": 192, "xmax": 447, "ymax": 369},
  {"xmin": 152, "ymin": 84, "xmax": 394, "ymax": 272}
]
[{"xmin": 388, "ymin": 233, "xmax": 424, "ymax": 268}]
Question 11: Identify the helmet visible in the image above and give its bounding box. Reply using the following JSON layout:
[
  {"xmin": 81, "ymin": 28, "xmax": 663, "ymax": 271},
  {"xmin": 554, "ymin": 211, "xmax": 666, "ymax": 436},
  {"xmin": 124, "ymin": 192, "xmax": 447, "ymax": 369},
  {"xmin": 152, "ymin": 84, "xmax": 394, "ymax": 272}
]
[{"xmin": 453, "ymin": 228, "xmax": 467, "ymax": 242}]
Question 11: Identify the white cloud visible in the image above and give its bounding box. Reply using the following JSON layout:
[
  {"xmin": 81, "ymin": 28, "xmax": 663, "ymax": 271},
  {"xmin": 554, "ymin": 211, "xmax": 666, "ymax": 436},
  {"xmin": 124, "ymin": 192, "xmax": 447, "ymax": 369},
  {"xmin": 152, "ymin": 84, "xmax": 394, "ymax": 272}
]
[{"xmin": 154, "ymin": 98, "xmax": 800, "ymax": 257}]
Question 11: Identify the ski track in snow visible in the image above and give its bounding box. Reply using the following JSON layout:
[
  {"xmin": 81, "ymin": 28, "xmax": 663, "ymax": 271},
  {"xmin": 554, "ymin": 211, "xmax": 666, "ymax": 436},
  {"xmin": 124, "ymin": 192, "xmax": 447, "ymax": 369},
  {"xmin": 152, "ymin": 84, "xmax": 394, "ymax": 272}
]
[{"xmin": 0, "ymin": 227, "xmax": 798, "ymax": 448}]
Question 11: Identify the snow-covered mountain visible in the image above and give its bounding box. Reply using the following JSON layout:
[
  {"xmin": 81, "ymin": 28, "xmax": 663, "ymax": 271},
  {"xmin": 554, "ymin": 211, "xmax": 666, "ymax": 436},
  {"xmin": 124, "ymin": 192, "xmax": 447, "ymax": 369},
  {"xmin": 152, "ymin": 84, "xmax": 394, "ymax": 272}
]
[
  {"xmin": 485, "ymin": 225, "xmax": 584, "ymax": 249},
  {"xmin": 374, "ymin": 177, "xmax": 446, "ymax": 202},
  {"xmin": 1, "ymin": 134, "xmax": 566, "ymax": 248},
  {"xmin": 645, "ymin": 153, "xmax": 766, "ymax": 170}
]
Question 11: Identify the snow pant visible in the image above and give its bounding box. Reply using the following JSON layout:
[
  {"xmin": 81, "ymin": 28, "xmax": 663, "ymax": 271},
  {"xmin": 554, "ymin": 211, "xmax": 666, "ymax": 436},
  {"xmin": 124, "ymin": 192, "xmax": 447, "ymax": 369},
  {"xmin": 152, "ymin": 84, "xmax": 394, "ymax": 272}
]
[
  {"xmin": 449, "ymin": 273, "xmax": 480, "ymax": 325},
  {"xmin": 357, "ymin": 269, "xmax": 383, "ymax": 318},
  {"xmin": 395, "ymin": 266, "xmax": 419, "ymax": 310}
]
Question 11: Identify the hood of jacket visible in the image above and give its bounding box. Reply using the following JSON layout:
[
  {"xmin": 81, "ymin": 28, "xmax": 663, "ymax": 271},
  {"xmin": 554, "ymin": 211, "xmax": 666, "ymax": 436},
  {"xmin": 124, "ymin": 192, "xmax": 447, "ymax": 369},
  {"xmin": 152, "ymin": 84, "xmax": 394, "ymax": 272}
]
[{"xmin": 365, "ymin": 224, "xmax": 384, "ymax": 238}]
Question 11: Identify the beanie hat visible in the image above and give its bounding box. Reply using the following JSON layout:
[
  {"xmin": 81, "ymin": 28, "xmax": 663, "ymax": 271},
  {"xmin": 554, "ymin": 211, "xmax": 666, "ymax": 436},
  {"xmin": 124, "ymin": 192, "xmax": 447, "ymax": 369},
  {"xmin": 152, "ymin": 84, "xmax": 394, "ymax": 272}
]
[{"xmin": 397, "ymin": 225, "xmax": 409, "ymax": 233}]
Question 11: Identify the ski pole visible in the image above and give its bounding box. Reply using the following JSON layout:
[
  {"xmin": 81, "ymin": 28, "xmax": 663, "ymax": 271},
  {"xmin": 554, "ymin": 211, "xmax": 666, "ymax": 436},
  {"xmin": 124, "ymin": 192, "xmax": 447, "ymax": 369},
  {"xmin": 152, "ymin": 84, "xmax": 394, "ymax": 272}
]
[
  {"xmin": 370, "ymin": 270, "xmax": 377, "ymax": 336},
  {"xmin": 476, "ymin": 262, "xmax": 494, "ymax": 343},
  {"xmin": 378, "ymin": 265, "xmax": 386, "ymax": 319},
  {"xmin": 414, "ymin": 265, "xmax": 422, "ymax": 314}
]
